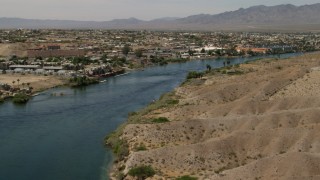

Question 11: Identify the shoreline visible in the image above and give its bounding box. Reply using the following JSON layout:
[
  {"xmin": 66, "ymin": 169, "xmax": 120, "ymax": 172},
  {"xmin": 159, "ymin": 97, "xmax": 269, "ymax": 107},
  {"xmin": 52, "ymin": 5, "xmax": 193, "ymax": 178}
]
[
  {"xmin": 0, "ymin": 52, "xmax": 308, "ymax": 104},
  {"xmin": 105, "ymin": 52, "xmax": 320, "ymax": 179},
  {"xmin": 0, "ymin": 68, "xmax": 128, "ymax": 104},
  {"xmin": 0, "ymin": 74, "xmax": 95, "ymax": 103},
  {"xmin": 0, "ymin": 74, "xmax": 67, "ymax": 102}
]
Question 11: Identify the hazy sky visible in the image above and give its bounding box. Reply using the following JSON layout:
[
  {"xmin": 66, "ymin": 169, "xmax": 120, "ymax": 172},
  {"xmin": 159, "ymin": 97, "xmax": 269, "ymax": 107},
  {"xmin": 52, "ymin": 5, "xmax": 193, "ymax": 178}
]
[{"xmin": 1, "ymin": 0, "xmax": 320, "ymax": 21}]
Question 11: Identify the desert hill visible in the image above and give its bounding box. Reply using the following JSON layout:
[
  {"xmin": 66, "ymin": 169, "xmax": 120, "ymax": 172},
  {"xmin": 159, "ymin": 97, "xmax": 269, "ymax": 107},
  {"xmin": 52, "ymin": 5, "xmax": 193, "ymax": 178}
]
[{"xmin": 108, "ymin": 52, "xmax": 320, "ymax": 179}]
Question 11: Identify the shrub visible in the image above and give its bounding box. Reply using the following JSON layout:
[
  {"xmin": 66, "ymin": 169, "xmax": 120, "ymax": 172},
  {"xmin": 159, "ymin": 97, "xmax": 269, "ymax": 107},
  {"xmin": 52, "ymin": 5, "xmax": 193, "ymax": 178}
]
[
  {"xmin": 128, "ymin": 165, "xmax": 156, "ymax": 179},
  {"xmin": 187, "ymin": 71, "xmax": 204, "ymax": 79},
  {"xmin": 176, "ymin": 175, "xmax": 198, "ymax": 180},
  {"xmin": 135, "ymin": 144, "xmax": 147, "ymax": 151},
  {"xmin": 152, "ymin": 117, "xmax": 170, "ymax": 123},
  {"xmin": 166, "ymin": 99, "xmax": 179, "ymax": 105},
  {"xmin": 12, "ymin": 93, "xmax": 30, "ymax": 104}
]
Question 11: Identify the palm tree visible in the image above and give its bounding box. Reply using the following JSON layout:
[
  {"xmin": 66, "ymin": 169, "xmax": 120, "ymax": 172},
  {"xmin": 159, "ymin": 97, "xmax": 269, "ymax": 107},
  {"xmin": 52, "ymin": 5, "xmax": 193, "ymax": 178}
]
[
  {"xmin": 206, "ymin": 64, "xmax": 212, "ymax": 71},
  {"xmin": 22, "ymin": 83, "xmax": 25, "ymax": 89},
  {"xmin": 17, "ymin": 79, "xmax": 20, "ymax": 88},
  {"xmin": 27, "ymin": 82, "xmax": 30, "ymax": 89},
  {"xmin": 12, "ymin": 81, "xmax": 15, "ymax": 86}
]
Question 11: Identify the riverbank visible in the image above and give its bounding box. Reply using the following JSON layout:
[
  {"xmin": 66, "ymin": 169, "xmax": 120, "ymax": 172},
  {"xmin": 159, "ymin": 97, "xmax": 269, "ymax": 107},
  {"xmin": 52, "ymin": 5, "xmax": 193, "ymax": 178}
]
[
  {"xmin": 0, "ymin": 68, "xmax": 128, "ymax": 103},
  {"xmin": 0, "ymin": 74, "xmax": 67, "ymax": 92},
  {"xmin": 0, "ymin": 74, "xmax": 68, "ymax": 103},
  {"xmin": 106, "ymin": 52, "xmax": 320, "ymax": 179},
  {"xmin": 0, "ymin": 74, "xmax": 98, "ymax": 103}
]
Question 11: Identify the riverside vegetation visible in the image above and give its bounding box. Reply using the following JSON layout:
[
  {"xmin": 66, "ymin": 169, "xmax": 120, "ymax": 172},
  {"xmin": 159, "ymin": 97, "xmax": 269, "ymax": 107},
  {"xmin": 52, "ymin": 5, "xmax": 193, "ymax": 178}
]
[{"xmin": 69, "ymin": 76, "xmax": 99, "ymax": 87}]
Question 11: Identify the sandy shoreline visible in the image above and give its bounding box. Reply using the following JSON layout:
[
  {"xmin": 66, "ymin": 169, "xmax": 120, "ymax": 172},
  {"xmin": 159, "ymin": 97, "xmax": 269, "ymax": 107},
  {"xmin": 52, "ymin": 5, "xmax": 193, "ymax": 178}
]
[{"xmin": 106, "ymin": 52, "xmax": 320, "ymax": 179}]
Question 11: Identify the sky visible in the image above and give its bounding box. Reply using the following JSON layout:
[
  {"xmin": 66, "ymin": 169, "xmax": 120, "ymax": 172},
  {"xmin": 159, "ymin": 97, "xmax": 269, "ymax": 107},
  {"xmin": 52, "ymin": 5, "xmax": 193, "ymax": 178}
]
[{"xmin": 1, "ymin": 0, "xmax": 320, "ymax": 21}]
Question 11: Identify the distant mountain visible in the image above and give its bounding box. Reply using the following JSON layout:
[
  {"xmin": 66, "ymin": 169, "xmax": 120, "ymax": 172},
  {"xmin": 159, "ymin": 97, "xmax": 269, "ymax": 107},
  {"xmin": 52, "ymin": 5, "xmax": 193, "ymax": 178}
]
[
  {"xmin": 151, "ymin": 17, "xmax": 180, "ymax": 22},
  {"xmin": 107, "ymin": 17, "xmax": 144, "ymax": 26},
  {"xmin": 178, "ymin": 4, "xmax": 320, "ymax": 25},
  {"xmin": 1, "ymin": 3, "xmax": 320, "ymax": 31}
]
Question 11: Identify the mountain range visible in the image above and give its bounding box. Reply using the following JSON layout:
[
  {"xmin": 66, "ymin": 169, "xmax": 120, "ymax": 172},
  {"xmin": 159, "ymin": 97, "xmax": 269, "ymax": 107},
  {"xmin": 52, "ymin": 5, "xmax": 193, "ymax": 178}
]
[{"xmin": 1, "ymin": 3, "xmax": 320, "ymax": 31}]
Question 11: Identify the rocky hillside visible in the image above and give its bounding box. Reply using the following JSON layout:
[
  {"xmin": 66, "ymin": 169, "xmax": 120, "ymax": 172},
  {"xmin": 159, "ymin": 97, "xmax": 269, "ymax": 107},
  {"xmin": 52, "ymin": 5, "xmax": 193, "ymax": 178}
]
[{"xmin": 107, "ymin": 52, "xmax": 320, "ymax": 179}]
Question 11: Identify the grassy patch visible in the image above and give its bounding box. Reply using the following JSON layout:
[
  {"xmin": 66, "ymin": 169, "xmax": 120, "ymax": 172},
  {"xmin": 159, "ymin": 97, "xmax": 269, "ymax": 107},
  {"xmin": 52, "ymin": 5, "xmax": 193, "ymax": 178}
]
[
  {"xmin": 128, "ymin": 165, "xmax": 156, "ymax": 179},
  {"xmin": 152, "ymin": 117, "xmax": 170, "ymax": 123},
  {"xmin": 166, "ymin": 99, "xmax": 179, "ymax": 105},
  {"xmin": 134, "ymin": 143, "xmax": 147, "ymax": 151},
  {"xmin": 176, "ymin": 175, "xmax": 198, "ymax": 180}
]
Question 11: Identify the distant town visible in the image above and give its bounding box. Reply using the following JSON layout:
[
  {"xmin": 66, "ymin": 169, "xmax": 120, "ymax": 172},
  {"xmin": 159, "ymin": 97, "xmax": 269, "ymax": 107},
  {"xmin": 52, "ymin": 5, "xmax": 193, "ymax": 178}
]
[{"xmin": 0, "ymin": 29, "xmax": 320, "ymax": 102}]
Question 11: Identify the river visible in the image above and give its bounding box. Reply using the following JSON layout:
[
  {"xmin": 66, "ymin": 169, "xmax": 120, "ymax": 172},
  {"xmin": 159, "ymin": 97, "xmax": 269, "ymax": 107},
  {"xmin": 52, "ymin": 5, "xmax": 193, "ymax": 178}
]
[{"xmin": 0, "ymin": 54, "xmax": 299, "ymax": 180}]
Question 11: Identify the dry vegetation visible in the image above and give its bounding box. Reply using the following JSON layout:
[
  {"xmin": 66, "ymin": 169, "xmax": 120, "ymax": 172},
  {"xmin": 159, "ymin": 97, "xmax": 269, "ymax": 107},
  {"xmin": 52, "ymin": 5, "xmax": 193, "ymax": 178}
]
[{"xmin": 108, "ymin": 52, "xmax": 320, "ymax": 180}]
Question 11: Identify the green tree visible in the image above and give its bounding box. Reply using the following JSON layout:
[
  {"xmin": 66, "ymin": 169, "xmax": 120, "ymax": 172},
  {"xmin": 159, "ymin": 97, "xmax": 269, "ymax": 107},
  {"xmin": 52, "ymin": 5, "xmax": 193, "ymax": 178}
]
[
  {"xmin": 135, "ymin": 49, "xmax": 143, "ymax": 58},
  {"xmin": 12, "ymin": 93, "xmax": 29, "ymax": 104},
  {"xmin": 206, "ymin": 64, "xmax": 212, "ymax": 71},
  {"xmin": 208, "ymin": 50, "xmax": 214, "ymax": 55},
  {"xmin": 101, "ymin": 54, "xmax": 108, "ymax": 62},
  {"xmin": 17, "ymin": 79, "xmax": 20, "ymax": 88},
  {"xmin": 188, "ymin": 49, "xmax": 194, "ymax": 56},
  {"xmin": 247, "ymin": 49, "xmax": 255, "ymax": 56},
  {"xmin": 122, "ymin": 44, "xmax": 131, "ymax": 56},
  {"xmin": 215, "ymin": 49, "xmax": 223, "ymax": 56}
]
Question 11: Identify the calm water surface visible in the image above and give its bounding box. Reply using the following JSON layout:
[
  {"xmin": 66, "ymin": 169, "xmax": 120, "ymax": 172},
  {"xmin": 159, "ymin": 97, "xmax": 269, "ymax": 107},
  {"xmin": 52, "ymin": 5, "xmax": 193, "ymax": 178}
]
[{"xmin": 0, "ymin": 54, "xmax": 299, "ymax": 180}]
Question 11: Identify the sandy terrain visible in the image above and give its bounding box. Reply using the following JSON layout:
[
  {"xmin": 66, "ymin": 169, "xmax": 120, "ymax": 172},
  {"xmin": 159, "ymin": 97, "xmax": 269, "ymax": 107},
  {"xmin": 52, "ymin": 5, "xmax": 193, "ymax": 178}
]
[
  {"xmin": 109, "ymin": 52, "xmax": 320, "ymax": 179},
  {"xmin": 0, "ymin": 43, "xmax": 30, "ymax": 57},
  {"xmin": 0, "ymin": 74, "xmax": 66, "ymax": 92}
]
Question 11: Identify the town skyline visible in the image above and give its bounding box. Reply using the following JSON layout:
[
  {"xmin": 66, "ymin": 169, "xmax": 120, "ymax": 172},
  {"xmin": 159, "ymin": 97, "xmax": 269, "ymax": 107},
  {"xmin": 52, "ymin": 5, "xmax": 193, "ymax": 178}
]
[{"xmin": 1, "ymin": 0, "xmax": 320, "ymax": 21}]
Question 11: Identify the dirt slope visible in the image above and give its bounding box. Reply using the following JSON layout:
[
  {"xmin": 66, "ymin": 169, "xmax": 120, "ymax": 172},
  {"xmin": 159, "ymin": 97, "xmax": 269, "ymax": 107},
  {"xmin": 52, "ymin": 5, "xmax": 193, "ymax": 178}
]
[{"xmin": 109, "ymin": 53, "xmax": 320, "ymax": 180}]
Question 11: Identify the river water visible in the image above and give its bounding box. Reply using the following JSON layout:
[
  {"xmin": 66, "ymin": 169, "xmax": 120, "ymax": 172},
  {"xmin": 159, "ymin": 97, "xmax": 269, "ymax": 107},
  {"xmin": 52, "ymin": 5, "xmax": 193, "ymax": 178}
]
[{"xmin": 0, "ymin": 54, "xmax": 299, "ymax": 180}]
